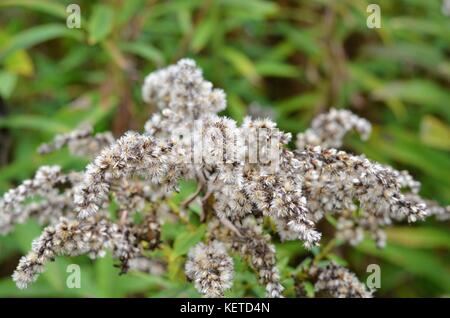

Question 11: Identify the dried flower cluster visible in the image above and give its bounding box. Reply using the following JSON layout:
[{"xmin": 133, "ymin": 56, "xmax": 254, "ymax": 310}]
[
  {"xmin": 13, "ymin": 211, "xmax": 160, "ymax": 289},
  {"xmin": 0, "ymin": 165, "xmax": 74, "ymax": 234},
  {"xmin": 208, "ymin": 217, "xmax": 284, "ymax": 297},
  {"xmin": 296, "ymin": 108, "xmax": 371, "ymax": 149},
  {"xmin": 309, "ymin": 262, "xmax": 373, "ymax": 298},
  {"xmin": 1, "ymin": 59, "xmax": 448, "ymax": 297},
  {"xmin": 185, "ymin": 241, "xmax": 234, "ymax": 297},
  {"xmin": 296, "ymin": 146, "xmax": 427, "ymax": 248},
  {"xmin": 38, "ymin": 125, "xmax": 114, "ymax": 158}
]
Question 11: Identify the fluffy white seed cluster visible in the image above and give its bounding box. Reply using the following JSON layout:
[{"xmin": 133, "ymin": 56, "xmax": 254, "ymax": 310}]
[
  {"xmin": 73, "ymin": 59, "xmax": 443, "ymax": 293},
  {"xmin": 20, "ymin": 190, "xmax": 75, "ymax": 227},
  {"xmin": 74, "ymin": 132, "xmax": 174, "ymax": 218},
  {"xmin": 11, "ymin": 212, "xmax": 160, "ymax": 289},
  {"xmin": 334, "ymin": 165, "xmax": 436, "ymax": 248},
  {"xmin": 296, "ymin": 146, "xmax": 427, "ymax": 246},
  {"xmin": 142, "ymin": 58, "xmax": 226, "ymax": 137},
  {"xmin": 310, "ymin": 262, "xmax": 373, "ymax": 298},
  {"xmin": 1, "ymin": 58, "xmax": 448, "ymax": 296},
  {"xmin": 111, "ymin": 179, "xmax": 153, "ymax": 215},
  {"xmin": 208, "ymin": 217, "xmax": 284, "ymax": 298},
  {"xmin": 409, "ymin": 197, "xmax": 450, "ymax": 221},
  {"xmin": 13, "ymin": 215, "xmax": 111, "ymax": 289},
  {"xmin": 336, "ymin": 211, "xmax": 387, "ymax": 248},
  {"xmin": 38, "ymin": 125, "xmax": 114, "ymax": 158},
  {"xmin": 185, "ymin": 241, "xmax": 234, "ymax": 298},
  {"xmin": 77, "ymin": 59, "xmax": 320, "ymax": 249},
  {"xmin": 0, "ymin": 166, "xmax": 68, "ymax": 234},
  {"xmin": 296, "ymin": 108, "xmax": 371, "ymax": 149}
]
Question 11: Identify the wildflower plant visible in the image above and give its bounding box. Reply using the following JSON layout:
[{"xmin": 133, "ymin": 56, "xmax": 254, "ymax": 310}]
[{"xmin": 1, "ymin": 59, "xmax": 448, "ymax": 298}]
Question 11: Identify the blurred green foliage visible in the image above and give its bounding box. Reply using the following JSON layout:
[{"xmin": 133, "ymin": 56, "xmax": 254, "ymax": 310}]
[{"xmin": 0, "ymin": 0, "xmax": 449, "ymax": 297}]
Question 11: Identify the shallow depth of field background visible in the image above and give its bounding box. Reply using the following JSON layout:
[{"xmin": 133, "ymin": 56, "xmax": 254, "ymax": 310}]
[{"xmin": 0, "ymin": 0, "xmax": 449, "ymax": 297}]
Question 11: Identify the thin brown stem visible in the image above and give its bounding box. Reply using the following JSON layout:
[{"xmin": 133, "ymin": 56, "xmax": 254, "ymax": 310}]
[
  {"xmin": 181, "ymin": 183, "xmax": 204, "ymax": 209},
  {"xmin": 313, "ymin": 238, "xmax": 337, "ymax": 265},
  {"xmin": 220, "ymin": 216, "xmax": 242, "ymax": 237}
]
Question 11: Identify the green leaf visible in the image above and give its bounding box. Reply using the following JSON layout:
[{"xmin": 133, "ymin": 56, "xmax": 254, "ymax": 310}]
[
  {"xmin": 365, "ymin": 43, "xmax": 445, "ymax": 72},
  {"xmin": 173, "ymin": 225, "xmax": 206, "ymax": 257},
  {"xmin": 13, "ymin": 220, "xmax": 42, "ymax": 254},
  {"xmin": 0, "ymin": 115, "xmax": 70, "ymax": 133},
  {"xmin": 117, "ymin": 272, "xmax": 173, "ymax": 295},
  {"xmin": 88, "ymin": 5, "xmax": 114, "ymax": 45},
  {"xmin": 147, "ymin": 0, "xmax": 204, "ymax": 19},
  {"xmin": 51, "ymin": 91, "xmax": 118, "ymax": 129},
  {"xmin": 276, "ymin": 93, "xmax": 321, "ymax": 116},
  {"xmin": 276, "ymin": 241, "xmax": 306, "ymax": 262},
  {"xmin": 190, "ymin": 10, "xmax": 217, "ymax": 52},
  {"xmin": 0, "ymin": 71, "xmax": 18, "ymax": 98},
  {"xmin": 41, "ymin": 259, "xmax": 67, "ymax": 292},
  {"xmin": 4, "ymin": 50, "xmax": 34, "ymax": 76},
  {"xmin": 117, "ymin": 0, "xmax": 145, "ymax": 25},
  {"xmin": 227, "ymin": 93, "xmax": 246, "ymax": 123},
  {"xmin": 0, "ymin": 24, "xmax": 82, "ymax": 60},
  {"xmin": 0, "ymin": 279, "xmax": 59, "ymax": 297},
  {"xmin": 95, "ymin": 252, "xmax": 119, "ymax": 297},
  {"xmin": 0, "ymin": 0, "xmax": 67, "ymax": 19},
  {"xmin": 280, "ymin": 26, "xmax": 321, "ymax": 58},
  {"xmin": 326, "ymin": 254, "xmax": 348, "ymax": 266},
  {"xmin": 119, "ymin": 42, "xmax": 164, "ymax": 66},
  {"xmin": 167, "ymin": 248, "xmax": 186, "ymax": 281},
  {"xmin": 177, "ymin": 9, "xmax": 193, "ymax": 34},
  {"xmin": 385, "ymin": 227, "xmax": 450, "ymax": 249},
  {"xmin": 170, "ymin": 180, "xmax": 198, "ymax": 205},
  {"xmin": 420, "ymin": 116, "xmax": 450, "ymax": 151},
  {"xmin": 373, "ymin": 80, "xmax": 450, "ymax": 121},
  {"xmin": 0, "ymin": 235, "xmax": 18, "ymax": 263},
  {"xmin": 349, "ymin": 63, "xmax": 406, "ymax": 118},
  {"xmin": 388, "ymin": 16, "xmax": 450, "ymax": 39},
  {"xmin": 357, "ymin": 240, "xmax": 450, "ymax": 292},
  {"xmin": 222, "ymin": 48, "xmax": 261, "ymax": 85},
  {"xmin": 161, "ymin": 222, "xmax": 187, "ymax": 242},
  {"xmin": 219, "ymin": 0, "xmax": 278, "ymax": 18},
  {"xmin": 303, "ymin": 281, "xmax": 315, "ymax": 298},
  {"xmin": 255, "ymin": 61, "xmax": 300, "ymax": 78}
]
